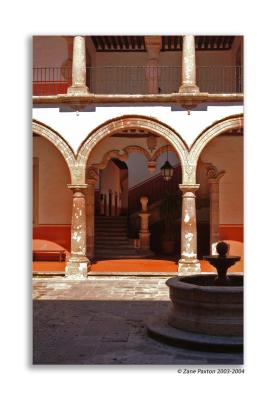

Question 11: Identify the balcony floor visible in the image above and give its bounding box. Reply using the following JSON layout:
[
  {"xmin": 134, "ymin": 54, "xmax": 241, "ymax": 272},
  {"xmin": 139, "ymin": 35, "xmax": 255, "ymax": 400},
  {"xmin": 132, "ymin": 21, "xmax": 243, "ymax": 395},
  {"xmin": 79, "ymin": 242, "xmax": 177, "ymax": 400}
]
[{"xmin": 32, "ymin": 258, "xmax": 243, "ymax": 274}]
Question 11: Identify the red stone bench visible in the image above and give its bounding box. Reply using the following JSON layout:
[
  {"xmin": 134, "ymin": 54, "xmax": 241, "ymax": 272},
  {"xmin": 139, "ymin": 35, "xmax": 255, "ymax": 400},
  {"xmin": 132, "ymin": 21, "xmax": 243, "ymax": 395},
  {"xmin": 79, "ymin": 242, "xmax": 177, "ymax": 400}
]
[{"xmin": 33, "ymin": 250, "xmax": 66, "ymax": 262}]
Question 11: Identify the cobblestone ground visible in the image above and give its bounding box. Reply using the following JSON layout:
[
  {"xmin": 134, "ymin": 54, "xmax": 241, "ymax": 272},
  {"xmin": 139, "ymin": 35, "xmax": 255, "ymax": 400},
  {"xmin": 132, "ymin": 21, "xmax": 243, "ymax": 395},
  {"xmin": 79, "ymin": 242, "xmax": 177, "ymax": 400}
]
[{"xmin": 33, "ymin": 276, "xmax": 243, "ymax": 365}]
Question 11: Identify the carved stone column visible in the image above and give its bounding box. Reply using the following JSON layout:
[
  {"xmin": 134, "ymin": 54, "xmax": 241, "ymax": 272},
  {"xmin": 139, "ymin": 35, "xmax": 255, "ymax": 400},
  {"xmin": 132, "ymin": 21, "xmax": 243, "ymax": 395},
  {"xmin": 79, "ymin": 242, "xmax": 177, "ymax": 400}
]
[
  {"xmin": 144, "ymin": 36, "xmax": 162, "ymax": 94},
  {"xmin": 86, "ymin": 183, "xmax": 96, "ymax": 260},
  {"xmin": 179, "ymin": 35, "xmax": 199, "ymax": 93},
  {"xmin": 207, "ymin": 167, "xmax": 225, "ymax": 254},
  {"xmin": 139, "ymin": 196, "xmax": 151, "ymax": 251},
  {"xmin": 86, "ymin": 167, "xmax": 99, "ymax": 261},
  {"xmin": 67, "ymin": 36, "xmax": 89, "ymax": 95},
  {"xmin": 65, "ymin": 185, "xmax": 89, "ymax": 278},
  {"xmin": 178, "ymin": 184, "xmax": 200, "ymax": 275}
]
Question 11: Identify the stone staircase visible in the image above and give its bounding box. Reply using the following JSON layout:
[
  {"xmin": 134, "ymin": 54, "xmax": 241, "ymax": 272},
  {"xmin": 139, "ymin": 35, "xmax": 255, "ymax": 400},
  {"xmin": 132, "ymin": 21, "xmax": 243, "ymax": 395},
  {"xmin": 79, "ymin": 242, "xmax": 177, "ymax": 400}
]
[{"xmin": 95, "ymin": 216, "xmax": 141, "ymax": 259}]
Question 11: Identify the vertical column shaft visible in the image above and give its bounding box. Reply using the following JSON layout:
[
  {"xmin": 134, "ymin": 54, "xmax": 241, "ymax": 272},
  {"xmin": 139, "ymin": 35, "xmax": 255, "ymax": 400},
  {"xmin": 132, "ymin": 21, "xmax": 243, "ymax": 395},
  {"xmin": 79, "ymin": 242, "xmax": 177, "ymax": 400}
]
[
  {"xmin": 207, "ymin": 169, "xmax": 225, "ymax": 254},
  {"xmin": 67, "ymin": 36, "xmax": 89, "ymax": 94},
  {"xmin": 209, "ymin": 179, "xmax": 220, "ymax": 253},
  {"xmin": 86, "ymin": 182, "xmax": 96, "ymax": 260},
  {"xmin": 144, "ymin": 36, "xmax": 162, "ymax": 94},
  {"xmin": 179, "ymin": 35, "xmax": 199, "ymax": 93},
  {"xmin": 65, "ymin": 185, "xmax": 89, "ymax": 278},
  {"xmin": 139, "ymin": 196, "xmax": 151, "ymax": 252},
  {"xmin": 178, "ymin": 184, "xmax": 200, "ymax": 275}
]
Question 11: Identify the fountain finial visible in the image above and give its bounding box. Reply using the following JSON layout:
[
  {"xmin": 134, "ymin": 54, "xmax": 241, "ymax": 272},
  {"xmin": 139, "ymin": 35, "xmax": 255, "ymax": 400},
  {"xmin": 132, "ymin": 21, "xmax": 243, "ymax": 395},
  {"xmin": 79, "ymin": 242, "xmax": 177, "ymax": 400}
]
[
  {"xmin": 216, "ymin": 241, "xmax": 229, "ymax": 257},
  {"xmin": 203, "ymin": 241, "xmax": 241, "ymax": 286}
]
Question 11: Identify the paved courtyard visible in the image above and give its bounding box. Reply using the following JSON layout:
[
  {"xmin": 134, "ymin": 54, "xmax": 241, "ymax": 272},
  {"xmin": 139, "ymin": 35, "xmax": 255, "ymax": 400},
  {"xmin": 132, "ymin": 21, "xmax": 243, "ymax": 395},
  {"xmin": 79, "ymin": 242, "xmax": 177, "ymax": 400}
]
[{"xmin": 33, "ymin": 275, "xmax": 243, "ymax": 365}]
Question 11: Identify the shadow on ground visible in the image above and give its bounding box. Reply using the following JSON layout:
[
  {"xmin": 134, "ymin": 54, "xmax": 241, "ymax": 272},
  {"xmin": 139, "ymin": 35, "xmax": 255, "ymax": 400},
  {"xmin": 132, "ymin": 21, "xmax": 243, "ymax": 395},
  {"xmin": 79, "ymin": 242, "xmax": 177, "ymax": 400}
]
[{"xmin": 33, "ymin": 300, "xmax": 243, "ymax": 365}]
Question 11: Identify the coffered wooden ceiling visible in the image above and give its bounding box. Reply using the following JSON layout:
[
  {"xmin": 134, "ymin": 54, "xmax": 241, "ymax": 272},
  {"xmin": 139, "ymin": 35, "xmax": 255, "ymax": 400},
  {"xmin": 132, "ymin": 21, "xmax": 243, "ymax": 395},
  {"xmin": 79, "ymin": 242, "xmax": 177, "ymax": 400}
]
[{"xmin": 90, "ymin": 36, "xmax": 236, "ymax": 52}]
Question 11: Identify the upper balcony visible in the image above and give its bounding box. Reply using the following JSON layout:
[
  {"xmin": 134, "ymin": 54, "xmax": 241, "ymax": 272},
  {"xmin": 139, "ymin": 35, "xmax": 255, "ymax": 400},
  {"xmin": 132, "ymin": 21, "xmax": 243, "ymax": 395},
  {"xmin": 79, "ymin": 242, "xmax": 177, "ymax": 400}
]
[
  {"xmin": 32, "ymin": 35, "xmax": 243, "ymax": 101},
  {"xmin": 32, "ymin": 65, "xmax": 243, "ymax": 96}
]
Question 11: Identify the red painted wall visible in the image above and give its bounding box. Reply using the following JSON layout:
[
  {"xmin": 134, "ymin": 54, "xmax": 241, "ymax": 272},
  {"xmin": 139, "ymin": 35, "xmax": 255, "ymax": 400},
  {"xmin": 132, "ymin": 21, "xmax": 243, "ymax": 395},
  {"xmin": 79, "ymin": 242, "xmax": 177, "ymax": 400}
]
[
  {"xmin": 219, "ymin": 225, "xmax": 243, "ymax": 242},
  {"xmin": 33, "ymin": 225, "xmax": 71, "ymax": 251}
]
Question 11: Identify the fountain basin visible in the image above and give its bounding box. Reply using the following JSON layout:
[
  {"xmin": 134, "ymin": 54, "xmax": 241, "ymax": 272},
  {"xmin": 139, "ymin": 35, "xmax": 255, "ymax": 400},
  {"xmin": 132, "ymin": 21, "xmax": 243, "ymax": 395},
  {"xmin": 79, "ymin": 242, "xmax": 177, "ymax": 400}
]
[
  {"xmin": 147, "ymin": 274, "xmax": 243, "ymax": 352},
  {"xmin": 167, "ymin": 274, "xmax": 243, "ymax": 337}
]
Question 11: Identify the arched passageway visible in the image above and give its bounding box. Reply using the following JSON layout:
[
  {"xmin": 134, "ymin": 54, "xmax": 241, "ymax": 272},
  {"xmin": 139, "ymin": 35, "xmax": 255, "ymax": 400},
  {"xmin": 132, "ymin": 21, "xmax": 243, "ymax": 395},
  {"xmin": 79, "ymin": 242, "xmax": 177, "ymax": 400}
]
[
  {"xmin": 193, "ymin": 114, "xmax": 243, "ymax": 268},
  {"xmin": 32, "ymin": 114, "xmax": 243, "ymax": 277},
  {"xmin": 83, "ymin": 117, "xmax": 183, "ymax": 264}
]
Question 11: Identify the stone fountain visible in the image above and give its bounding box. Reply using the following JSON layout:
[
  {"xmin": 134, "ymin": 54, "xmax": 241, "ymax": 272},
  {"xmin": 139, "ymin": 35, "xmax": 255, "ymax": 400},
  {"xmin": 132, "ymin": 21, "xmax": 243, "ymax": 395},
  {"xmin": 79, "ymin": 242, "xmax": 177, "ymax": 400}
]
[{"xmin": 147, "ymin": 242, "xmax": 243, "ymax": 352}]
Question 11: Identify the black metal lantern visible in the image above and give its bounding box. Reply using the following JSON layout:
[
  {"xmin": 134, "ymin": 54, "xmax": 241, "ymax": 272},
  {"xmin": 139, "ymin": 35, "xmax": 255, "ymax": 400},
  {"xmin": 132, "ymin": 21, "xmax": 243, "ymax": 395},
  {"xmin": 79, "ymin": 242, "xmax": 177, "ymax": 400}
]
[{"xmin": 161, "ymin": 146, "xmax": 174, "ymax": 181}]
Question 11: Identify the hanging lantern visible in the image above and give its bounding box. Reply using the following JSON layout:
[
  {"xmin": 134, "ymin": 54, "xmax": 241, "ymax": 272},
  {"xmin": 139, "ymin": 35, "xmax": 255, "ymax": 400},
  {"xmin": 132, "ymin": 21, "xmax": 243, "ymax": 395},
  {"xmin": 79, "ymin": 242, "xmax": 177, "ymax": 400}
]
[{"xmin": 161, "ymin": 146, "xmax": 174, "ymax": 181}]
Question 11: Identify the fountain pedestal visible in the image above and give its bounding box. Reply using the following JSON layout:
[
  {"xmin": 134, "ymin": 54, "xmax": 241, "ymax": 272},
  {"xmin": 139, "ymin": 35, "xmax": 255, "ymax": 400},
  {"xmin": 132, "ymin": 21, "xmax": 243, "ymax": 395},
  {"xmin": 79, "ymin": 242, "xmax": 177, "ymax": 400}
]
[{"xmin": 146, "ymin": 242, "xmax": 243, "ymax": 354}]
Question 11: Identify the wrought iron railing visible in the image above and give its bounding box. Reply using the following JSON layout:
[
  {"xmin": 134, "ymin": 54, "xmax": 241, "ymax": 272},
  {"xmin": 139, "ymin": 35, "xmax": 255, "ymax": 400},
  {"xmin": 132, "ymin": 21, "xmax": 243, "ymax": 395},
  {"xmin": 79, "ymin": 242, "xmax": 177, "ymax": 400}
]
[
  {"xmin": 33, "ymin": 67, "xmax": 71, "ymax": 95},
  {"xmin": 197, "ymin": 66, "xmax": 243, "ymax": 94},
  {"xmin": 33, "ymin": 65, "xmax": 243, "ymax": 96}
]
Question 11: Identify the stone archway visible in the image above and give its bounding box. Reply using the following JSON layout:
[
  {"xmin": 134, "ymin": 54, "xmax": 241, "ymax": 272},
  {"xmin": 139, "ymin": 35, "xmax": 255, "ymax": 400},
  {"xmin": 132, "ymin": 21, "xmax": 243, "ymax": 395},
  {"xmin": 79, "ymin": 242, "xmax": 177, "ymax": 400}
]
[
  {"xmin": 32, "ymin": 119, "xmax": 76, "ymax": 182},
  {"xmin": 190, "ymin": 114, "xmax": 243, "ymax": 258},
  {"xmin": 32, "ymin": 119, "xmax": 77, "ymax": 265},
  {"xmin": 187, "ymin": 114, "xmax": 243, "ymax": 184},
  {"xmin": 90, "ymin": 145, "xmax": 152, "ymax": 170},
  {"xmin": 73, "ymin": 115, "xmax": 189, "ymax": 276},
  {"xmin": 77, "ymin": 115, "xmax": 189, "ymax": 184}
]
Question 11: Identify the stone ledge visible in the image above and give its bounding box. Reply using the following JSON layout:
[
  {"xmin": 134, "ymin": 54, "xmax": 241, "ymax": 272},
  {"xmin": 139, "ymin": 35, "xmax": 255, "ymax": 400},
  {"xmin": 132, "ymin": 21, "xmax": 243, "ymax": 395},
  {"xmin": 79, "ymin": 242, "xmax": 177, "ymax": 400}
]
[
  {"xmin": 33, "ymin": 92, "xmax": 243, "ymax": 105},
  {"xmin": 33, "ymin": 271, "xmax": 177, "ymax": 277},
  {"xmin": 146, "ymin": 314, "xmax": 244, "ymax": 355}
]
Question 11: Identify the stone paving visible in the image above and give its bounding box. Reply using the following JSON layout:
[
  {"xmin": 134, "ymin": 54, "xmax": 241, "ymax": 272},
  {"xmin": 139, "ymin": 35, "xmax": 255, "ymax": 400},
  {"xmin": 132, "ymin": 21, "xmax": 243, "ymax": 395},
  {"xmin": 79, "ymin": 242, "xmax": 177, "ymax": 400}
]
[{"xmin": 33, "ymin": 276, "xmax": 243, "ymax": 365}]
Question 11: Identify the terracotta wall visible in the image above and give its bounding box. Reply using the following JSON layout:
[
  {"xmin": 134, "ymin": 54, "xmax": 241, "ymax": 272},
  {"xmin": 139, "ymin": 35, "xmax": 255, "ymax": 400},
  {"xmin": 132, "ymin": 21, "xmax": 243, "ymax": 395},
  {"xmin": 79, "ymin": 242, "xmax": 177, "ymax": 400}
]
[
  {"xmin": 33, "ymin": 225, "xmax": 71, "ymax": 251},
  {"xmin": 33, "ymin": 36, "xmax": 68, "ymax": 68},
  {"xmin": 100, "ymin": 160, "xmax": 121, "ymax": 195},
  {"xmin": 200, "ymin": 135, "xmax": 243, "ymax": 236},
  {"xmin": 219, "ymin": 225, "xmax": 243, "ymax": 242},
  {"xmin": 33, "ymin": 136, "xmax": 72, "ymax": 224}
]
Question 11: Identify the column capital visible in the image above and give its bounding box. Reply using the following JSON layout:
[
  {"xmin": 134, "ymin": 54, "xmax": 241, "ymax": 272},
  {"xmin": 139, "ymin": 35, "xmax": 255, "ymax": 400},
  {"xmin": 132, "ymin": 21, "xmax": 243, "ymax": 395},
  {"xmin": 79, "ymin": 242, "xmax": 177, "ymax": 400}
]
[
  {"xmin": 207, "ymin": 166, "xmax": 225, "ymax": 182},
  {"xmin": 67, "ymin": 184, "xmax": 88, "ymax": 192},
  {"xmin": 179, "ymin": 184, "xmax": 200, "ymax": 193},
  {"xmin": 144, "ymin": 36, "xmax": 162, "ymax": 57}
]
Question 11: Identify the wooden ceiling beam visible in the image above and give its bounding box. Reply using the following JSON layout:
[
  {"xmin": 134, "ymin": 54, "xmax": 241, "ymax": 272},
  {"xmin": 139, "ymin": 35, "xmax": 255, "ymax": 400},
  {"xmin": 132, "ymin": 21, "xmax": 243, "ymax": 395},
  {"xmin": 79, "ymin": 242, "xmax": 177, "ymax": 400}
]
[
  {"xmin": 97, "ymin": 36, "xmax": 105, "ymax": 50},
  {"xmin": 130, "ymin": 36, "xmax": 136, "ymax": 50},
  {"xmin": 168, "ymin": 36, "xmax": 171, "ymax": 50},
  {"xmin": 117, "ymin": 36, "xmax": 123, "ymax": 50},
  {"xmin": 111, "ymin": 36, "xmax": 118, "ymax": 50},
  {"xmin": 104, "ymin": 36, "xmax": 112, "ymax": 50},
  {"xmin": 91, "ymin": 36, "xmax": 99, "ymax": 50},
  {"xmin": 90, "ymin": 35, "xmax": 236, "ymax": 52},
  {"xmin": 173, "ymin": 35, "xmax": 178, "ymax": 50},
  {"xmin": 123, "ymin": 36, "xmax": 129, "ymax": 49}
]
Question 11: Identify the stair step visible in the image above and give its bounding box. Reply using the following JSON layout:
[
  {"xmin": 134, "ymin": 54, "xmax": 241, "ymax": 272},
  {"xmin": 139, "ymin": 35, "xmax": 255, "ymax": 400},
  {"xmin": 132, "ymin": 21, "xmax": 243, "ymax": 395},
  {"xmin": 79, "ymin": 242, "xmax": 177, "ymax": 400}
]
[
  {"xmin": 95, "ymin": 228, "xmax": 127, "ymax": 231},
  {"xmin": 95, "ymin": 226, "xmax": 127, "ymax": 230},
  {"xmin": 95, "ymin": 217, "xmax": 127, "ymax": 220},
  {"xmin": 95, "ymin": 243, "xmax": 134, "ymax": 250},
  {"xmin": 95, "ymin": 252, "xmax": 139, "ymax": 258},
  {"xmin": 95, "ymin": 240, "xmax": 132, "ymax": 245},
  {"xmin": 95, "ymin": 232, "xmax": 128, "ymax": 237}
]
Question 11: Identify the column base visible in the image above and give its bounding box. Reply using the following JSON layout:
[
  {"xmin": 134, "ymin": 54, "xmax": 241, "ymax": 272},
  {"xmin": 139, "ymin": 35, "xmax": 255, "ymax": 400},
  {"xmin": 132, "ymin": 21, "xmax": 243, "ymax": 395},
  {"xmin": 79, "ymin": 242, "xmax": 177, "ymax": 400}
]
[
  {"xmin": 65, "ymin": 255, "xmax": 90, "ymax": 279},
  {"xmin": 139, "ymin": 231, "xmax": 151, "ymax": 249},
  {"xmin": 67, "ymin": 85, "xmax": 89, "ymax": 95},
  {"xmin": 178, "ymin": 84, "xmax": 200, "ymax": 94},
  {"xmin": 178, "ymin": 258, "xmax": 201, "ymax": 275}
]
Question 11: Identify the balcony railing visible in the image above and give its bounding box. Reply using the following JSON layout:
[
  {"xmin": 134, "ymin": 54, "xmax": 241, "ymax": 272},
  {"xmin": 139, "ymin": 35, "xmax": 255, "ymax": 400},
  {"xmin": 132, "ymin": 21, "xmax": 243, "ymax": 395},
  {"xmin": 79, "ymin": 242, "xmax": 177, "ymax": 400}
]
[
  {"xmin": 33, "ymin": 65, "xmax": 243, "ymax": 96},
  {"xmin": 33, "ymin": 67, "xmax": 71, "ymax": 96}
]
